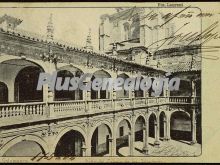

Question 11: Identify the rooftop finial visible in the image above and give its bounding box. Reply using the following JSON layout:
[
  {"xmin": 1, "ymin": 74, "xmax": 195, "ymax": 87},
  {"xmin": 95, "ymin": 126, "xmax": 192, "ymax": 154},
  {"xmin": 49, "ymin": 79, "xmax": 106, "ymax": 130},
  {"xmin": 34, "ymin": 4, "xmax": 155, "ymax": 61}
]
[
  {"xmin": 85, "ymin": 28, "xmax": 93, "ymax": 51},
  {"xmin": 47, "ymin": 13, "xmax": 54, "ymax": 41}
]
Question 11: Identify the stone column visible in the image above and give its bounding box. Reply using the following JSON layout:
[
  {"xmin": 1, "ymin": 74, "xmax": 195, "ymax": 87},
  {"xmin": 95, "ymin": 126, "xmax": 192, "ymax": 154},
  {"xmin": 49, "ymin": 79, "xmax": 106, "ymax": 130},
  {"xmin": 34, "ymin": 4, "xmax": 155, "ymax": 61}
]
[
  {"xmin": 191, "ymin": 108, "xmax": 197, "ymax": 145},
  {"xmin": 191, "ymin": 80, "xmax": 196, "ymax": 104},
  {"xmin": 112, "ymin": 89, "xmax": 116, "ymax": 110},
  {"xmin": 131, "ymin": 90, "xmax": 135, "ymax": 108},
  {"xmin": 85, "ymin": 89, "xmax": 91, "ymax": 113},
  {"xmin": 142, "ymin": 124, "xmax": 149, "ymax": 155},
  {"xmin": 108, "ymin": 136, "xmax": 113, "ymax": 156},
  {"xmin": 86, "ymin": 140, "xmax": 91, "ymax": 156},
  {"xmin": 81, "ymin": 142, "xmax": 87, "ymax": 156},
  {"xmin": 86, "ymin": 120, "xmax": 92, "ymax": 156},
  {"xmin": 112, "ymin": 117, "xmax": 117, "ymax": 156},
  {"xmin": 162, "ymin": 118, "xmax": 167, "ymax": 140},
  {"xmin": 145, "ymin": 90, "xmax": 149, "ymax": 98},
  {"xmin": 165, "ymin": 115, "xmax": 171, "ymax": 141},
  {"xmin": 128, "ymin": 131, "xmax": 134, "ymax": 156},
  {"xmin": 47, "ymin": 61, "xmax": 56, "ymax": 102},
  {"xmin": 154, "ymin": 116, "xmax": 160, "ymax": 147}
]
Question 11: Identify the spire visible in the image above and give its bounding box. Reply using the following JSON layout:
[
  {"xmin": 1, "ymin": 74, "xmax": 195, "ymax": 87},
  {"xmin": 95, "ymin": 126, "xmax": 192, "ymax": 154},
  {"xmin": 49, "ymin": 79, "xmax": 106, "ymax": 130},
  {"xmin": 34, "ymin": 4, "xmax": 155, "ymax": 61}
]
[
  {"xmin": 85, "ymin": 28, "xmax": 93, "ymax": 51},
  {"xmin": 47, "ymin": 14, "xmax": 54, "ymax": 41}
]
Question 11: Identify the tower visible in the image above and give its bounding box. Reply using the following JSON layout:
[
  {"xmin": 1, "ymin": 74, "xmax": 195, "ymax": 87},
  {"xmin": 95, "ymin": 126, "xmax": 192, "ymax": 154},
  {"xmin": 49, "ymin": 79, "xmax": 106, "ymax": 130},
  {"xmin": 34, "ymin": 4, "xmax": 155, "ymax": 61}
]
[
  {"xmin": 47, "ymin": 14, "xmax": 54, "ymax": 41},
  {"xmin": 85, "ymin": 28, "xmax": 93, "ymax": 51}
]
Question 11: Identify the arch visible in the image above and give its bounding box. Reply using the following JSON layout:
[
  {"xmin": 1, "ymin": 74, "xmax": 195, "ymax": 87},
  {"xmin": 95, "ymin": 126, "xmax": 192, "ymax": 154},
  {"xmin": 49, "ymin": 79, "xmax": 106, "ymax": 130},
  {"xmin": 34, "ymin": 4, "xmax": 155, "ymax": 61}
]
[
  {"xmin": 115, "ymin": 117, "xmax": 132, "ymax": 131},
  {"xmin": 0, "ymin": 55, "xmax": 48, "ymax": 73},
  {"xmin": 14, "ymin": 65, "xmax": 43, "ymax": 103},
  {"xmin": 134, "ymin": 76, "xmax": 144, "ymax": 98},
  {"xmin": 170, "ymin": 80, "xmax": 191, "ymax": 96},
  {"xmin": 90, "ymin": 120, "xmax": 113, "ymax": 138},
  {"xmin": 170, "ymin": 111, "xmax": 192, "ymax": 142},
  {"xmin": 91, "ymin": 69, "xmax": 111, "ymax": 100},
  {"xmin": 147, "ymin": 111, "xmax": 157, "ymax": 121},
  {"xmin": 116, "ymin": 73, "xmax": 130, "ymax": 98},
  {"xmin": 0, "ymin": 58, "xmax": 46, "ymax": 103},
  {"xmin": 134, "ymin": 114, "xmax": 146, "ymax": 125},
  {"xmin": 56, "ymin": 63, "xmax": 85, "ymax": 74},
  {"xmin": 54, "ymin": 69, "xmax": 82, "ymax": 101},
  {"xmin": 90, "ymin": 122, "xmax": 113, "ymax": 156},
  {"xmin": 0, "ymin": 135, "xmax": 49, "ymax": 156},
  {"xmin": 54, "ymin": 129, "xmax": 85, "ymax": 156},
  {"xmin": 117, "ymin": 73, "xmax": 129, "ymax": 78},
  {"xmin": 0, "ymin": 81, "xmax": 8, "ymax": 104},
  {"xmin": 159, "ymin": 111, "xmax": 167, "ymax": 138},
  {"xmin": 92, "ymin": 69, "xmax": 111, "ymax": 79},
  {"xmin": 116, "ymin": 118, "xmax": 132, "ymax": 152},
  {"xmin": 170, "ymin": 110, "xmax": 190, "ymax": 119},
  {"xmin": 134, "ymin": 115, "xmax": 146, "ymax": 142},
  {"xmin": 53, "ymin": 126, "xmax": 87, "ymax": 153},
  {"xmin": 57, "ymin": 64, "xmax": 84, "ymax": 76},
  {"xmin": 148, "ymin": 113, "xmax": 157, "ymax": 138}
]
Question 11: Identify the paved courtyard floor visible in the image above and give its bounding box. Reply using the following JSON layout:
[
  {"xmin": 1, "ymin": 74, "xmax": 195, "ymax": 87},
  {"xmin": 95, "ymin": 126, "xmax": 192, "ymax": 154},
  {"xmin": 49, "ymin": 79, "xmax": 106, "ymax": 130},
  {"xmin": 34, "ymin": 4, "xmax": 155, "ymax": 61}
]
[{"xmin": 118, "ymin": 137, "xmax": 201, "ymax": 156}]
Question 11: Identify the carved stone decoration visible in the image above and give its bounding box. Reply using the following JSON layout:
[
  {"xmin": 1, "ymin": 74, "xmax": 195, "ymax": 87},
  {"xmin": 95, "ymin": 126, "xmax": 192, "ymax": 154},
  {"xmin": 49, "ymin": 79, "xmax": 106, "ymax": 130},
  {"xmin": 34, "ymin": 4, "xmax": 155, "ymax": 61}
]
[
  {"xmin": 88, "ymin": 115, "xmax": 114, "ymax": 128},
  {"xmin": 41, "ymin": 124, "xmax": 58, "ymax": 137},
  {"xmin": 0, "ymin": 138, "xmax": 4, "ymax": 147}
]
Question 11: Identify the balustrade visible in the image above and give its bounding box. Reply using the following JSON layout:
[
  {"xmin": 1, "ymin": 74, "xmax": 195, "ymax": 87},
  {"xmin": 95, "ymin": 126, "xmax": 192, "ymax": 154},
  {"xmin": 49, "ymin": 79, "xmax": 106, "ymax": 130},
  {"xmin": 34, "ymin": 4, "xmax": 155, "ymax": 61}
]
[{"xmin": 0, "ymin": 96, "xmax": 198, "ymax": 126}]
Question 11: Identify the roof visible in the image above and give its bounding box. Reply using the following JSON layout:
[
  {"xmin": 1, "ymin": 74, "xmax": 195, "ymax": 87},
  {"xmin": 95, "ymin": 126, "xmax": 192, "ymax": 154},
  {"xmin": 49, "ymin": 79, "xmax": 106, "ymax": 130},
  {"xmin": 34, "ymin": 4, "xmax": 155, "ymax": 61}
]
[
  {"xmin": 159, "ymin": 61, "xmax": 201, "ymax": 73},
  {"xmin": 156, "ymin": 55, "xmax": 201, "ymax": 73},
  {"xmin": 117, "ymin": 46, "xmax": 150, "ymax": 54},
  {"xmin": 0, "ymin": 27, "xmax": 165, "ymax": 73}
]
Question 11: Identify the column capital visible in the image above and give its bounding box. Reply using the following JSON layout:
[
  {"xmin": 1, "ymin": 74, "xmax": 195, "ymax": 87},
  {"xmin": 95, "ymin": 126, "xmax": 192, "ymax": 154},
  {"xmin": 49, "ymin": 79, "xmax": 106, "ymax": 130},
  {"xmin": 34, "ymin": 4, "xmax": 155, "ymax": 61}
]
[
  {"xmin": 142, "ymin": 146, "xmax": 149, "ymax": 155},
  {"xmin": 108, "ymin": 137, "xmax": 113, "ymax": 142},
  {"xmin": 154, "ymin": 140, "xmax": 160, "ymax": 147}
]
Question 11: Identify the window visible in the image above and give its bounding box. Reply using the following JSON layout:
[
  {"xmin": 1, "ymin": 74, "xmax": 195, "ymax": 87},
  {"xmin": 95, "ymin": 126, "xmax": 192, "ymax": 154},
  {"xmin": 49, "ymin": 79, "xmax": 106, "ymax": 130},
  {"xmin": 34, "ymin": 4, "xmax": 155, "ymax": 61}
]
[
  {"xmin": 123, "ymin": 22, "xmax": 130, "ymax": 41},
  {"xmin": 119, "ymin": 126, "xmax": 124, "ymax": 137}
]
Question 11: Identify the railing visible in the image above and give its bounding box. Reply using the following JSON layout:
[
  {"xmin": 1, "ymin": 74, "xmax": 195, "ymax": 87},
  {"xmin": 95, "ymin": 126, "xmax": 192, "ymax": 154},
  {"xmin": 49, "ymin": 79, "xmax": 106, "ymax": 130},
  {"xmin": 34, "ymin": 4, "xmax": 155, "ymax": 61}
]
[
  {"xmin": 115, "ymin": 98, "xmax": 132, "ymax": 109},
  {"xmin": 0, "ymin": 96, "xmax": 199, "ymax": 126},
  {"xmin": 135, "ymin": 97, "xmax": 146, "ymax": 107},
  {"xmin": 169, "ymin": 96, "xmax": 191, "ymax": 103},
  {"xmin": 0, "ymin": 102, "xmax": 47, "ymax": 127},
  {"xmin": 148, "ymin": 97, "xmax": 158, "ymax": 105},
  {"xmin": 48, "ymin": 100, "xmax": 86, "ymax": 118},
  {"xmin": 88, "ymin": 99, "xmax": 113, "ymax": 113}
]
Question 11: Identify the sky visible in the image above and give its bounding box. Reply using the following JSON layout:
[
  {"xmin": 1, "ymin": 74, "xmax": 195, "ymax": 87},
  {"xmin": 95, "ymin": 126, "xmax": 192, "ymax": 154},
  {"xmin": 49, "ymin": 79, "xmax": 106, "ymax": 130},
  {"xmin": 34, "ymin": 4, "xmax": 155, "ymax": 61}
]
[
  {"xmin": 0, "ymin": 8, "xmax": 115, "ymax": 50},
  {"xmin": 0, "ymin": 7, "xmax": 205, "ymax": 50}
]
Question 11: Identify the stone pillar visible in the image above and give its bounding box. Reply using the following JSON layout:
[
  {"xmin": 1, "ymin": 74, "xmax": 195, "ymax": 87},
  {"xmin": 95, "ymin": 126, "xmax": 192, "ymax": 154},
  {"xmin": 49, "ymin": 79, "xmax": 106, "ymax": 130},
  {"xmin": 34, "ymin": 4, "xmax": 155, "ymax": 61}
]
[
  {"xmin": 145, "ymin": 90, "xmax": 149, "ymax": 98},
  {"xmin": 86, "ymin": 120, "xmax": 92, "ymax": 156},
  {"xmin": 165, "ymin": 115, "xmax": 171, "ymax": 141},
  {"xmin": 86, "ymin": 90, "xmax": 91, "ymax": 113},
  {"xmin": 128, "ymin": 131, "xmax": 134, "ymax": 156},
  {"xmin": 191, "ymin": 108, "xmax": 197, "ymax": 145},
  {"xmin": 163, "ymin": 118, "xmax": 167, "ymax": 140},
  {"xmin": 108, "ymin": 136, "xmax": 113, "ymax": 156},
  {"xmin": 112, "ymin": 117, "xmax": 117, "ymax": 156},
  {"xmin": 191, "ymin": 80, "xmax": 196, "ymax": 104},
  {"xmin": 131, "ymin": 90, "xmax": 135, "ymax": 108},
  {"xmin": 112, "ymin": 89, "xmax": 116, "ymax": 110},
  {"xmin": 47, "ymin": 61, "xmax": 56, "ymax": 102},
  {"xmin": 154, "ymin": 116, "xmax": 160, "ymax": 147},
  {"xmin": 81, "ymin": 142, "xmax": 87, "ymax": 156},
  {"xmin": 86, "ymin": 140, "xmax": 91, "ymax": 156},
  {"xmin": 142, "ymin": 124, "xmax": 149, "ymax": 155}
]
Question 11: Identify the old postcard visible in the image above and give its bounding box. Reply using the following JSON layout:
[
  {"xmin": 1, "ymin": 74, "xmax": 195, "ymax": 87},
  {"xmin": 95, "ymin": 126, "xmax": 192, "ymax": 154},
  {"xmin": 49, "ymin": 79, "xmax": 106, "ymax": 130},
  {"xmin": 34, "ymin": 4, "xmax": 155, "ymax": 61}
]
[{"xmin": 0, "ymin": 2, "xmax": 219, "ymax": 163}]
